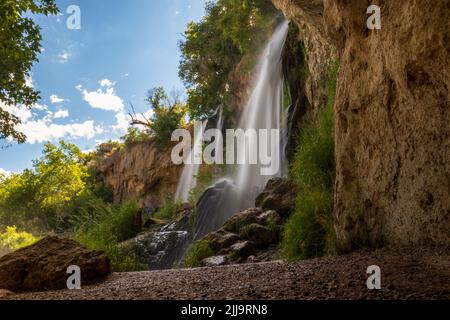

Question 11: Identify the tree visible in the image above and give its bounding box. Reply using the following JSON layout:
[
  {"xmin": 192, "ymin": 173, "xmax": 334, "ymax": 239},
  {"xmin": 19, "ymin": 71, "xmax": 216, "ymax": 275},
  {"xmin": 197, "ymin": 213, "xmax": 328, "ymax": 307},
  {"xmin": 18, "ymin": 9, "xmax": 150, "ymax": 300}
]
[
  {"xmin": 0, "ymin": 0, "xmax": 58, "ymax": 143},
  {"xmin": 0, "ymin": 141, "xmax": 88, "ymax": 230},
  {"xmin": 128, "ymin": 87, "xmax": 185, "ymax": 149},
  {"xmin": 179, "ymin": 0, "xmax": 276, "ymax": 120}
]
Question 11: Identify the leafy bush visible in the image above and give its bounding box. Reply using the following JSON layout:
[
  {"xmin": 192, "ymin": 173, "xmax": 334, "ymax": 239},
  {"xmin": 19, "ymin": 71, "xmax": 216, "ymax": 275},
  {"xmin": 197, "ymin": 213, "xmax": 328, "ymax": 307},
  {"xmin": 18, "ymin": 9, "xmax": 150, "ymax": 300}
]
[
  {"xmin": 0, "ymin": 141, "xmax": 89, "ymax": 231},
  {"xmin": 128, "ymin": 87, "xmax": 185, "ymax": 150},
  {"xmin": 121, "ymin": 127, "xmax": 150, "ymax": 146},
  {"xmin": 72, "ymin": 200, "xmax": 143, "ymax": 271},
  {"xmin": 280, "ymin": 62, "xmax": 339, "ymax": 260},
  {"xmin": 0, "ymin": 226, "xmax": 39, "ymax": 251},
  {"xmin": 184, "ymin": 240, "xmax": 215, "ymax": 268},
  {"xmin": 153, "ymin": 198, "xmax": 179, "ymax": 221}
]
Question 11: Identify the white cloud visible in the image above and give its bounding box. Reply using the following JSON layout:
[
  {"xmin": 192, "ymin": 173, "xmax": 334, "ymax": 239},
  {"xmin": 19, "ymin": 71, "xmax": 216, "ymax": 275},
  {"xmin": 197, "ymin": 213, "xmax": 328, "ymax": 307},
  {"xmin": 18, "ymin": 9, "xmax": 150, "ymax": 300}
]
[
  {"xmin": 57, "ymin": 50, "xmax": 71, "ymax": 63},
  {"xmin": 50, "ymin": 94, "xmax": 65, "ymax": 104},
  {"xmin": 77, "ymin": 80, "xmax": 124, "ymax": 113},
  {"xmin": 17, "ymin": 119, "xmax": 103, "ymax": 144},
  {"xmin": 25, "ymin": 76, "xmax": 34, "ymax": 88},
  {"xmin": 100, "ymin": 79, "xmax": 114, "ymax": 87},
  {"xmin": 0, "ymin": 103, "xmax": 33, "ymax": 122},
  {"xmin": 140, "ymin": 109, "xmax": 155, "ymax": 122},
  {"xmin": 53, "ymin": 109, "xmax": 70, "ymax": 119},
  {"xmin": 33, "ymin": 103, "xmax": 48, "ymax": 111},
  {"xmin": 113, "ymin": 111, "xmax": 130, "ymax": 133},
  {"xmin": 0, "ymin": 168, "xmax": 12, "ymax": 178},
  {"xmin": 1, "ymin": 100, "xmax": 102, "ymax": 144}
]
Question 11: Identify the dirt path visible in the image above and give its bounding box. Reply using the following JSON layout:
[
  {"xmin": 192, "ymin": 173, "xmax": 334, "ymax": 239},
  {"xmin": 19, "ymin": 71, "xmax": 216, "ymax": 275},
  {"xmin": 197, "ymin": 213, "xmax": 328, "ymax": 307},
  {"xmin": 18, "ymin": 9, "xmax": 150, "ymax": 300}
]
[{"xmin": 7, "ymin": 247, "xmax": 450, "ymax": 300}]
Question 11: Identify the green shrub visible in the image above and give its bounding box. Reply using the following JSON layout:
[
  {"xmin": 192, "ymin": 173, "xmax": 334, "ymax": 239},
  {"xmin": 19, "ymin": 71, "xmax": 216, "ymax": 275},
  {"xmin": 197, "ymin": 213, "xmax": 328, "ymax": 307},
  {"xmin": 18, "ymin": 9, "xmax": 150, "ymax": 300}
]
[
  {"xmin": 184, "ymin": 240, "xmax": 215, "ymax": 268},
  {"xmin": 121, "ymin": 127, "xmax": 150, "ymax": 146},
  {"xmin": 0, "ymin": 226, "xmax": 39, "ymax": 251},
  {"xmin": 153, "ymin": 198, "xmax": 179, "ymax": 221},
  {"xmin": 72, "ymin": 199, "xmax": 143, "ymax": 271},
  {"xmin": 280, "ymin": 62, "xmax": 339, "ymax": 260}
]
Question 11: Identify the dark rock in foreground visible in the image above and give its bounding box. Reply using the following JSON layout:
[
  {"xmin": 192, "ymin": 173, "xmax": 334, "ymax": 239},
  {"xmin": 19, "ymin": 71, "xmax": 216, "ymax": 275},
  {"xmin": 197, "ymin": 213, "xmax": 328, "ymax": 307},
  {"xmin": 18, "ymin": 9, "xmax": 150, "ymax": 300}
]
[
  {"xmin": 0, "ymin": 236, "xmax": 110, "ymax": 292},
  {"xmin": 255, "ymin": 178, "xmax": 296, "ymax": 217}
]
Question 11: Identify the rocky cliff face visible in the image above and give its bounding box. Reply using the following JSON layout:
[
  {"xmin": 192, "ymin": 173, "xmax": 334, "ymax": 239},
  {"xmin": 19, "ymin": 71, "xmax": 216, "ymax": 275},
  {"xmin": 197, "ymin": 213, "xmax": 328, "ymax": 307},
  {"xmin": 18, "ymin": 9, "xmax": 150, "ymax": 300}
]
[
  {"xmin": 325, "ymin": 0, "xmax": 449, "ymax": 249},
  {"xmin": 273, "ymin": 0, "xmax": 336, "ymax": 112},
  {"xmin": 95, "ymin": 141, "xmax": 182, "ymax": 211},
  {"xmin": 274, "ymin": 0, "xmax": 449, "ymax": 249}
]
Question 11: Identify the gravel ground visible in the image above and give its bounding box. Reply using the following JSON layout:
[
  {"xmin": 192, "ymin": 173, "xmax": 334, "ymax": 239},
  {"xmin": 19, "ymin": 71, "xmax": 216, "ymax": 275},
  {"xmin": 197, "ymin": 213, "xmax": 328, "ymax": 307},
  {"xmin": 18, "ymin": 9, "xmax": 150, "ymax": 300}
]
[{"xmin": 6, "ymin": 246, "xmax": 450, "ymax": 300}]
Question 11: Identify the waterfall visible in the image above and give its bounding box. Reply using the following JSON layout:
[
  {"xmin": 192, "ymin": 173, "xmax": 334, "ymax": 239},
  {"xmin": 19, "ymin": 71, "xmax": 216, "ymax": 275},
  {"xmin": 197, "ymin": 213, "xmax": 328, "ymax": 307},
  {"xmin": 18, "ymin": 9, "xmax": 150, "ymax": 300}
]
[
  {"xmin": 234, "ymin": 19, "xmax": 289, "ymax": 208},
  {"xmin": 175, "ymin": 120, "xmax": 207, "ymax": 202},
  {"xmin": 174, "ymin": 108, "xmax": 224, "ymax": 203},
  {"xmin": 193, "ymin": 20, "xmax": 289, "ymax": 239}
]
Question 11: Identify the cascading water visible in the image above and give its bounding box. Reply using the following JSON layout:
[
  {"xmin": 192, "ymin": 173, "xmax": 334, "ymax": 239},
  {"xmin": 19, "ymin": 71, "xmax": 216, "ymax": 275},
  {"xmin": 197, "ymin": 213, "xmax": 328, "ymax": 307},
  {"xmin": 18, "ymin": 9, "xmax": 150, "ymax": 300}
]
[
  {"xmin": 174, "ymin": 121, "xmax": 207, "ymax": 202},
  {"xmin": 193, "ymin": 20, "xmax": 289, "ymax": 239},
  {"xmin": 135, "ymin": 21, "xmax": 290, "ymax": 269},
  {"xmin": 234, "ymin": 19, "xmax": 289, "ymax": 208},
  {"xmin": 175, "ymin": 108, "xmax": 224, "ymax": 202}
]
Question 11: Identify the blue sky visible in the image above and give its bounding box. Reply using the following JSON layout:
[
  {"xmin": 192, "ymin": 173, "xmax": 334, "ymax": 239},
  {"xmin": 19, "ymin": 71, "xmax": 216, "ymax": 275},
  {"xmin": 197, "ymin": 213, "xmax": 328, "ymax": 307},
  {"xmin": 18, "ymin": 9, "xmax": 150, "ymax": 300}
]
[{"xmin": 0, "ymin": 0, "xmax": 206, "ymax": 175}]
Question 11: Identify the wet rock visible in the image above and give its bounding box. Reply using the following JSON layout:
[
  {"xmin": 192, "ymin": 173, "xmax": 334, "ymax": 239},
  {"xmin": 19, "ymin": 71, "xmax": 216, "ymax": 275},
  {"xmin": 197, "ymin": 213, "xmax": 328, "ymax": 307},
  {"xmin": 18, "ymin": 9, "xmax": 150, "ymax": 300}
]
[
  {"xmin": 257, "ymin": 210, "xmax": 282, "ymax": 226},
  {"xmin": 161, "ymin": 205, "xmax": 192, "ymax": 232},
  {"xmin": 202, "ymin": 255, "xmax": 229, "ymax": 267},
  {"xmin": 255, "ymin": 178, "xmax": 296, "ymax": 217},
  {"xmin": 223, "ymin": 208, "xmax": 262, "ymax": 233},
  {"xmin": 0, "ymin": 236, "xmax": 110, "ymax": 292},
  {"xmin": 204, "ymin": 231, "xmax": 240, "ymax": 252},
  {"xmin": 240, "ymin": 224, "xmax": 278, "ymax": 248},
  {"xmin": 230, "ymin": 241, "xmax": 255, "ymax": 258},
  {"xmin": 120, "ymin": 230, "xmax": 190, "ymax": 270},
  {"xmin": 193, "ymin": 179, "xmax": 240, "ymax": 240},
  {"xmin": 177, "ymin": 202, "xmax": 193, "ymax": 214}
]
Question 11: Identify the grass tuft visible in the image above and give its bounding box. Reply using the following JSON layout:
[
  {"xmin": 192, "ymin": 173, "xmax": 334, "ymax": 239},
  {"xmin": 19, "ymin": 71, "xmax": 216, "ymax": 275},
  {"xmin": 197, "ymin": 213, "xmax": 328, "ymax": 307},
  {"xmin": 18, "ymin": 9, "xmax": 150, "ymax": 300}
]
[
  {"xmin": 280, "ymin": 62, "xmax": 339, "ymax": 260},
  {"xmin": 184, "ymin": 239, "xmax": 215, "ymax": 268}
]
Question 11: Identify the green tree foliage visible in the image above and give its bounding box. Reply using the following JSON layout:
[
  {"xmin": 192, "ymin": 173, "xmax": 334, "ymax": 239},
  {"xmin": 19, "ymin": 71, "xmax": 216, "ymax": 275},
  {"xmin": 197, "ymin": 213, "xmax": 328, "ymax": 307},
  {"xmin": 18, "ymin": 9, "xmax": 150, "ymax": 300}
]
[
  {"xmin": 179, "ymin": 0, "xmax": 276, "ymax": 119},
  {"xmin": 0, "ymin": 140, "xmax": 142, "ymax": 270},
  {"xmin": 128, "ymin": 87, "xmax": 185, "ymax": 149},
  {"xmin": 0, "ymin": 225, "xmax": 39, "ymax": 251},
  {"xmin": 0, "ymin": 0, "xmax": 58, "ymax": 143},
  {"xmin": 0, "ymin": 141, "xmax": 93, "ymax": 230},
  {"xmin": 121, "ymin": 127, "xmax": 149, "ymax": 146}
]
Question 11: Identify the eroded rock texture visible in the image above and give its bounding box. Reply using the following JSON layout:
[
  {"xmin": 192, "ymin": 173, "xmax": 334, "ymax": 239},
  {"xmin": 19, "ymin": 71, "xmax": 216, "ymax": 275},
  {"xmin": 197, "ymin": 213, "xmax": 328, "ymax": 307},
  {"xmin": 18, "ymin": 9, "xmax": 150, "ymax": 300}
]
[
  {"xmin": 273, "ymin": 0, "xmax": 336, "ymax": 112},
  {"xmin": 0, "ymin": 237, "xmax": 110, "ymax": 292},
  {"xmin": 95, "ymin": 141, "xmax": 182, "ymax": 210},
  {"xmin": 274, "ymin": 0, "xmax": 449, "ymax": 250},
  {"xmin": 325, "ymin": 0, "xmax": 449, "ymax": 249}
]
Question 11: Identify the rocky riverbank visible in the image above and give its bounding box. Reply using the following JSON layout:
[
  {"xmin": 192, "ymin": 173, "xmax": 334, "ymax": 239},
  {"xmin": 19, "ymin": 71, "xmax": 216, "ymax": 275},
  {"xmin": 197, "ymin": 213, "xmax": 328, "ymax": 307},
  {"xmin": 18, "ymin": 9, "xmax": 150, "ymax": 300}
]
[{"xmin": 4, "ymin": 246, "xmax": 449, "ymax": 300}]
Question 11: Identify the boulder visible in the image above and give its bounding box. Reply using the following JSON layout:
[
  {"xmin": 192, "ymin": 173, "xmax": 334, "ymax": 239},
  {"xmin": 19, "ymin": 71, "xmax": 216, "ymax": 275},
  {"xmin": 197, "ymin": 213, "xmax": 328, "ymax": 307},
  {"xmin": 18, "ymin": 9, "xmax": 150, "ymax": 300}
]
[
  {"xmin": 257, "ymin": 210, "xmax": 282, "ymax": 226},
  {"xmin": 255, "ymin": 178, "xmax": 296, "ymax": 217},
  {"xmin": 230, "ymin": 241, "xmax": 255, "ymax": 258},
  {"xmin": 202, "ymin": 255, "xmax": 229, "ymax": 267},
  {"xmin": 223, "ymin": 208, "xmax": 262, "ymax": 233},
  {"xmin": 0, "ymin": 236, "xmax": 110, "ymax": 292},
  {"xmin": 204, "ymin": 231, "xmax": 240, "ymax": 252},
  {"xmin": 0, "ymin": 289, "xmax": 14, "ymax": 298},
  {"xmin": 239, "ymin": 224, "xmax": 278, "ymax": 248},
  {"xmin": 120, "ymin": 230, "xmax": 189, "ymax": 270}
]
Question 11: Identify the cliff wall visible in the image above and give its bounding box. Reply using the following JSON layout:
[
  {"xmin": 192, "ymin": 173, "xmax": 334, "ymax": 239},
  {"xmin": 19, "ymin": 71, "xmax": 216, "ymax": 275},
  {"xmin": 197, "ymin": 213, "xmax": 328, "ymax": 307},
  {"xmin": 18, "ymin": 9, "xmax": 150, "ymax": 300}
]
[{"xmin": 274, "ymin": 0, "xmax": 450, "ymax": 249}]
